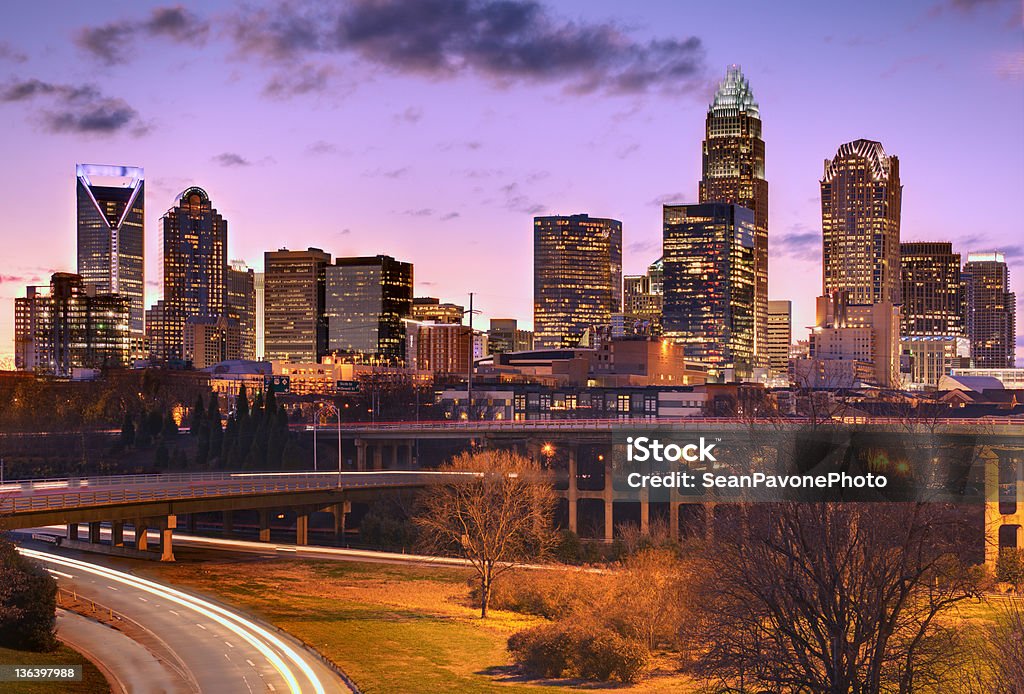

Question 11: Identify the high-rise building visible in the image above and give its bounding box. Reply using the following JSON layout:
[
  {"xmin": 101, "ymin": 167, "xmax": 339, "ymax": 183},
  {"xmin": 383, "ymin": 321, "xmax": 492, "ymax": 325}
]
[
  {"xmin": 254, "ymin": 272, "xmax": 265, "ymax": 360},
  {"xmin": 325, "ymin": 255, "xmax": 413, "ymax": 362},
  {"xmin": 699, "ymin": 65, "xmax": 768, "ymax": 368},
  {"xmin": 264, "ymin": 248, "xmax": 331, "ymax": 363},
  {"xmin": 623, "ymin": 270, "xmax": 663, "ymax": 336},
  {"xmin": 821, "ymin": 140, "xmax": 902, "ymax": 305},
  {"xmin": 184, "ymin": 316, "xmax": 242, "ymax": 370},
  {"xmin": 900, "ymin": 242, "xmax": 963, "ymax": 336},
  {"xmin": 533, "ymin": 214, "xmax": 622, "ymax": 349},
  {"xmin": 766, "ymin": 300, "xmax": 792, "ymax": 376},
  {"xmin": 157, "ymin": 187, "xmax": 227, "ymax": 362},
  {"xmin": 405, "ymin": 320, "xmax": 484, "ymax": 375},
  {"xmin": 15, "ymin": 273, "xmax": 130, "ymax": 376},
  {"xmin": 964, "ymin": 252, "xmax": 1016, "ymax": 368},
  {"xmin": 662, "ymin": 203, "xmax": 755, "ymax": 380},
  {"xmin": 76, "ymin": 164, "xmax": 145, "ymax": 336},
  {"xmin": 412, "ymin": 297, "xmax": 464, "ymax": 324},
  {"xmin": 899, "ymin": 242, "xmax": 967, "ymax": 388},
  {"xmin": 487, "ymin": 318, "xmax": 533, "ymax": 354},
  {"xmin": 226, "ymin": 260, "xmax": 256, "ymax": 360}
]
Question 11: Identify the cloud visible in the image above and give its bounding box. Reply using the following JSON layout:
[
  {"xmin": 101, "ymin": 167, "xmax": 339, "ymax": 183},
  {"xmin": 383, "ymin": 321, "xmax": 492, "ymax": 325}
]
[
  {"xmin": 230, "ymin": 0, "xmax": 706, "ymax": 95},
  {"xmin": 648, "ymin": 192, "xmax": 688, "ymax": 206},
  {"xmin": 403, "ymin": 207, "xmax": 434, "ymax": 217},
  {"xmin": 364, "ymin": 166, "xmax": 410, "ymax": 179},
  {"xmin": 439, "ymin": 140, "xmax": 483, "ymax": 151},
  {"xmin": 306, "ymin": 140, "xmax": 340, "ymax": 155},
  {"xmin": 500, "ymin": 181, "xmax": 545, "ymax": 215},
  {"xmin": 263, "ymin": 63, "xmax": 336, "ymax": 98},
  {"xmin": 394, "ymin": 106, "xmax": 423, "ymax": 123},
  {"xmin": 0, "ymin": 42, "xmax": 27, "ymax": 63},
  {"xmin": 0, "ymin": 79, "xmax": 149, "ymax": 135},
  {"xmin": 774, "ymin": 226, "xmax": 821, "ymax": 263},
  {"xmin": 76, "ymin": 5, "xmax": 209, "ymax": 65},
  {"xmin": 212, "ymin": 152, "xmax": 251, "ymax": 167},
  {"xmin": 995, "ymin": 51, "xmax": 1024, "ymax": 80},
  {"xmin": 627, "ymin": 239, "xmax": 660, "ymax": 256},
  {"xmin": 440, "ymin": 212, "xmax": 460, "ymax": 221}
]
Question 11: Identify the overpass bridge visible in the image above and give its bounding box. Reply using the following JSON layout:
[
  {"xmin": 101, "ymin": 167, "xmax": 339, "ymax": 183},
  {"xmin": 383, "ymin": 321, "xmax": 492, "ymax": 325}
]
[{"xmin": 0, "ymin": 470, "xmax": 458, "ymax": 561}]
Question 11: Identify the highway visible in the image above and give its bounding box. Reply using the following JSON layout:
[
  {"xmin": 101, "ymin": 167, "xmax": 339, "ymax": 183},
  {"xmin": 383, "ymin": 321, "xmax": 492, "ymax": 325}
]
[{"xmin": 18, "ymin": 544, "xmax": 351, "ymax": 694}]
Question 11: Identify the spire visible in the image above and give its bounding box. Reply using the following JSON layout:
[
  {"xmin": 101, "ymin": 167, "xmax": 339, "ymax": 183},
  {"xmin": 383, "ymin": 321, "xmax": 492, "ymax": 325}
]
[{"xmin": 710, "ymin": 64, "xmax": 759, "ymax": 118}]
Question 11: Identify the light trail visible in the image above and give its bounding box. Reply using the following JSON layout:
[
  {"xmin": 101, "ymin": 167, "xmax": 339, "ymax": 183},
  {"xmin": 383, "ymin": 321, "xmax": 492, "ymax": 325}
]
[{"xmin": 18, "ymin": 548, "xmax": 327, "ymax": 694}]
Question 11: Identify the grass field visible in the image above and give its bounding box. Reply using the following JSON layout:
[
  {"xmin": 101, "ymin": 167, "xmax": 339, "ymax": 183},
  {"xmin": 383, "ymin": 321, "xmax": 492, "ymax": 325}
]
[
  {"xmin": 145, "ymin": 558, "xmax": 698, "ymax": 693},
  {"xmin": 0, "ymin": 644, "xmax": 109, "ymax": 694}
]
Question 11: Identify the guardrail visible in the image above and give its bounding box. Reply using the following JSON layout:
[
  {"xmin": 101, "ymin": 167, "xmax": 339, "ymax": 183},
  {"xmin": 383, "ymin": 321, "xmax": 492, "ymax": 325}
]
[{"xmin": 0, "ymin": 471, "xmax": 460, "ymax": 515}]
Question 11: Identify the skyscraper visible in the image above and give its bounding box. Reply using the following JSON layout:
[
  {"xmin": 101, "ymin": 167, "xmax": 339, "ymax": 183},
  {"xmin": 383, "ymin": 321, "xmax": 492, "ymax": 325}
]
[
  {"xmin": 226, "ymin": 260, "xmax": 257, "ymax": 361},
  {"xmin": 766, "ymin": 300, "xmax": 792, "ymax": 376},
  {"xmin": 325, "ymin": 255, "xmax": 413, "ymax": 361},
  {"xmin": 254, "ymin": 272, "xmax": 265, "ymax": 360},
  {"xmin": 663, "ymin": 203, "xmax": 755, "ymax": 380},
  {"xmin": 76, "ymin": 164, "xmax": 145, "ymax": 336},
  {"xmin": 157, "ymin": 187, "xmax": 227, "ymax": 362},
  {"xmin": 964, "ymin": 252, "xmax": 1016, "ymax": 368},
  {"xmin": 899, "ymin": 242, "xmax": 968, "ymax": 387},
  {"xmin": 15, "ymin": 273, "xmax": 130, "ymax": 376},
  {"xmin": 264, "ymin": 248, "xmax": 331, "ymax": 363},
  {"xmin": 821, "ymin": 140, "xmax": 902, "ymax": 305},
  {"xmin": 533, "ymin": 214, "xmax": 622, "ymax": 349},
  {"xmin": 699, "ymin": 65, "xmax": 768, "ymax": 367}
]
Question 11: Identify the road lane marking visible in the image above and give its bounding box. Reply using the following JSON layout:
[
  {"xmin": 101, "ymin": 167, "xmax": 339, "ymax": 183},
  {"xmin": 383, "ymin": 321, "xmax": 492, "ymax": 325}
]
[
  {"xmin": 46, "ymin": 569, "xmax": 74, "ymax": 579},
  {"xmin": 18, "ymin": 548, "xmax": 323, "ymax": 694},
  {"xmin": 107, "ymin": 585, "xmax": 118, "ymax": 591},
  {"xmin": 138, "ymin": 597, "xmax": 148, "ymax": 602},
  {"xmin": 246, "ymin": 659, "xmax": 256, "ymax": 667},
  {"xmin": 225, "ymin": 641, "xmax": 234, "ymax": 648},
  {"xmin": 196, "ymin": 623, "xmax": 207, "ymax": 630},
  {"xmin": 168, "ymin": 609, "xmax": 180, "ymax": 616}
]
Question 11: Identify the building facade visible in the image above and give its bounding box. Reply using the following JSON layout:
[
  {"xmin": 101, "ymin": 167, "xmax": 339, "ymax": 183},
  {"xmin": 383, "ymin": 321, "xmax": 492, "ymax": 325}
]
[
  {"xmin": 766, "ymin": 300, "xmax": 792, "ymax": 376},
  {"xmin": 76, "ymin": 164, "xmax": 145, "ymax": 337},
  {"xmin": 325, "ymin": 255, "xmax": 414, "ymax": 362},
  {"xmin": 15, "ymin": 273, "xmax": 130, "ymax": 376},
  {"xmin": 184, "ymin": 316, "xmax": 242, "ymax": 370},
  {"xmin": 226, "ymin": 260, "xmax": 256, "ymax": 360},
  {"xmin": 821, "ymin": 140, "xmax": 902, "ymax": 305},
  {"xmin": 533, "ymin": 214, "xmax": 622, "ymax": 349},
  {"xmin": 662, "ymin": 203, "xmax": 755, "ymax": 381},
  {"xmin": 964, "ymin": 252, "xmax": 1016, "ymax": 368},
  {"xmin": 411, "ymin": 297, "xmax": 464, "ymax": 324},
  {"xmin": 263, "ymin": 248, "xmax": 331, "ymax": 363},
  {"xmin": 699, "ymin": 65, "xmax": 768, "ymax": 368},
  {"xmin": 157, "ymin": 187, "xmax": 227, "ymax": 362},
  {"xmin": 254, "ymin": 272, "xmax": 265, "ymax": 360},
  {"xmin": 487, "ymin": 318, "xmax": 533, "ymax": 354}
]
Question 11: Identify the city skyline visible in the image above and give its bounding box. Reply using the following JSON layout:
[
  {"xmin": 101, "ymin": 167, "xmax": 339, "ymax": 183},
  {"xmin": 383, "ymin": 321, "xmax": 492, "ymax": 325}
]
[{"xmin": 0, "ymin": 1, "xmax": 1022, "ymax": 365}]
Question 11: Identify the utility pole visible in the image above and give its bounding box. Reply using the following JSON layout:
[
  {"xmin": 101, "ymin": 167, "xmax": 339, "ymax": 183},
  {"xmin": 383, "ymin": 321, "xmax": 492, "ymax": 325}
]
[{"xmin": 467, "ymin": 292, "xmax": 474, "ymax": 414}]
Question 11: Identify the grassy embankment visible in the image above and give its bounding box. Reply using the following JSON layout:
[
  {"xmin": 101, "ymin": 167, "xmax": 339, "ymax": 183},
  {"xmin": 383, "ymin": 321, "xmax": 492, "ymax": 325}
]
[{"xmin": 0, "ymin": 644, "xmax": 109, "ymax": 694}]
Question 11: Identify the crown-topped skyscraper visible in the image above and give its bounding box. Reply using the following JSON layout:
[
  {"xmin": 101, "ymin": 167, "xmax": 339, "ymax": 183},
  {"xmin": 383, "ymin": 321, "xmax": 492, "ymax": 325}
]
[{"xmin": 699, "ymin": 65, "xmax": 768, "ymax": 369}]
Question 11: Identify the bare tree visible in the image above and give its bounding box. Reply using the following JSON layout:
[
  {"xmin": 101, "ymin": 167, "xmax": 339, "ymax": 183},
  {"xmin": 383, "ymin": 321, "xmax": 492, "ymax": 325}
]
[
  {"xmin": 989, "ymin": 597, "xmax": 1024, "ymax": 693},
  {"xmin": 691, "ymin": 502, "xmax": 981, "ymax": 693},
  {"xmin": 415, "ymin": 449, "xmax": 556, "ymax": 617}
]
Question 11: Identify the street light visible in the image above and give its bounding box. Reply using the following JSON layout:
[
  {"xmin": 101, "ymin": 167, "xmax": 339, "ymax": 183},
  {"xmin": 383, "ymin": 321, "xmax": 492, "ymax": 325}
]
[{"xmin": 313, "ymin": 402, "xmax": 343, "ymax": 484}]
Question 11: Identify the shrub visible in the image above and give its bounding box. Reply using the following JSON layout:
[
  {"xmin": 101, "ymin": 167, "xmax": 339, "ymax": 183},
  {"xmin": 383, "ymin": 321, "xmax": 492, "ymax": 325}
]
[
  {"xmin": 508, "ymin": 621, "xmax": 649, "ymax": 683},
  {"xmin": 997, "ymin": 548, "xmax": 1024, "ymax": 588},
  {"xmin": 0, "ymin": 540, "xmax": 58, "ymax": 651}
]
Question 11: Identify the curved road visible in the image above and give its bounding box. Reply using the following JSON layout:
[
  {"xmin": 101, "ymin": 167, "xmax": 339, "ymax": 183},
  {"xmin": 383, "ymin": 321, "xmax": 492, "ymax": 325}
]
[{"xmin": 20, "ymin": 545, "xmax": 351, "ymax": 694}]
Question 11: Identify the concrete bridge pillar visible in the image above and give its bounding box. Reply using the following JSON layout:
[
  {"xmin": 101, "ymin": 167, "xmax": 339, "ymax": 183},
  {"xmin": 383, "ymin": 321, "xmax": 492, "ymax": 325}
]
[
  {"xmin": 669, "ymin": 502, "xmax": 680, "ymax": 541},
  {"xmin": 157, "ymin": 516, "xmax": 177, "ymax": 562},
  {"xmin": 134, "ymin": 520, "xmax": 149, "ymax": 551},
  {"xmin": 331, "ymin": 501, "xmax": 351, "ymax": 539},
  {"xmin": 603, "ymin": 455, "xmax": 614, "ymax": 542},
  {"xmin": 640, "ymin": 488, "xmax": 650, "ymax": 536},
  {"xmin": 567, "ymin": 447, "xmax": 578, "ymax": 533},
  {"xmin": 355, "ymin": 439, "xmax": 367, "ymax": 471},
  {"xmin": 88, "ymin": 521, "xmax": 102, "ymax": 544},
  {"xmin": 296, "ymin": 509, "xmax": 309, "ymax": 546},
  {"xmin": 258, "ymin": 509, "xmax": 271, "ymax": 542},
  {"xmin": 66, "ymin": 523, "xmax": 79, "ymax": 542},
  {"xmin": 111, "ymin": 520, "xmax": 124, "ymax": 547},
  {"xmin": 223, "ymin": 510, "xmax": 234, "ymax": 535},
  {"xmin": 372, "ymin": 445, "xmax": 383, "ymax": 471}
]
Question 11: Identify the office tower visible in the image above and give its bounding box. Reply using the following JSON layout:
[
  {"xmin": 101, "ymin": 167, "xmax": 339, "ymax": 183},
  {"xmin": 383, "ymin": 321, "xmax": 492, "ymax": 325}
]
[
  {"xmin": 158, "ymin": 186, "xmax": 227, "ymax": 362},
  {"xmin": 623, "ymin": 271, "xmax": 663, "ymax": 336},
  {"xmin": 487, "ymin": 318, "xmax": 533, "ymax": 354},
  {"xmin": 184, "ymin": 316, "xmax": 242, "ymax": 369},
  {"xmin": 325, "ymin": 255, "xmax": 413, "ymax": 361},
  {"xmin": 821, "ymin": 140, "xmax": 902, "ymax": 304},
  {"xmin": 796, "ymin": 292, "xmax": 900, "ymax": 389},
  {"xmin": 647, "ymin": 257, "xmax": 664, "ymax": 295},
  {"xmin": 15, "ymin": 273, "xmax": 130, "ymax": 376},
  {"xmin": 964, "ymin": 252, "xmax": 1016, "ymax": 368},
  {"xmin": 76, "ymin": 164, "xmax": 145, "ymax": 336},
  {"xmin": 145, "ymin": 300, "xmax": 168, "ymax": 363},
  {"xmin": 226, "ymin": 260, "xmax": 256, "ymax": 360},
  {"xmin": 700, "ymin": 65, "xmax": 768, "ymax": 367},
  {"xmin": 766, "ymin": 300, "xmax": 792, "ymax": 376},
  {"xmin": 662, "ymin": 203, "xmax": 755, "ymax": 380},
  {"xmin": 533, "ymin": 214, "xmax": 622, "ymax": 349},
  {"xmin": 254, "ymin": 272, "xmax": 265, "ymax": 360},
  {"xmin": 899, "ymin": 242, "xmax": 968, "ymax": 387},
  {"xmin": 264, "ymin": 248, "xmax": 331, "ymax": 363},
  {"xmin": 412, "ymin": 297, "xmax": 465, "ymax": 324},
  {"xmin": 405, "ymin": 320, "xmax": 480, "ymax": 374}
]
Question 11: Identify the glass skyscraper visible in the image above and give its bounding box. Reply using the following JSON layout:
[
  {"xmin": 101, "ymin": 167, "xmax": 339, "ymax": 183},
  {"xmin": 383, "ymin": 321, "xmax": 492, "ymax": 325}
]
[
  {"xmin": 964, "ymin": 252, "xmax": 1016, "ymax": 368},
  {"xmin": 157, "ymin": 187, "xmax": 227, "ymax": 362},
  {"xmin": 821, "ymin": 140, "xmax": 902, "ymax": 305},
  {"xmin": 699, "ymin": 66, "xmax": 767, "ymax": 368},
  {"xmin": 663, "ymin": 203, "xmax": 755, "ymax": 380},
  {"xmin": 533, "ymin": 214, "xmax": 622, "ymax": 349},
  {"xmin": 76, "ymin": 164, "xmax": 145, "ymax": 336},
  {"xmin": 264, "ymin": 248, "xmax": 331, "ymax": 363},
  {"xmin": 325, "ymin": 255, "xmax": 413, "ymax": 362}
]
